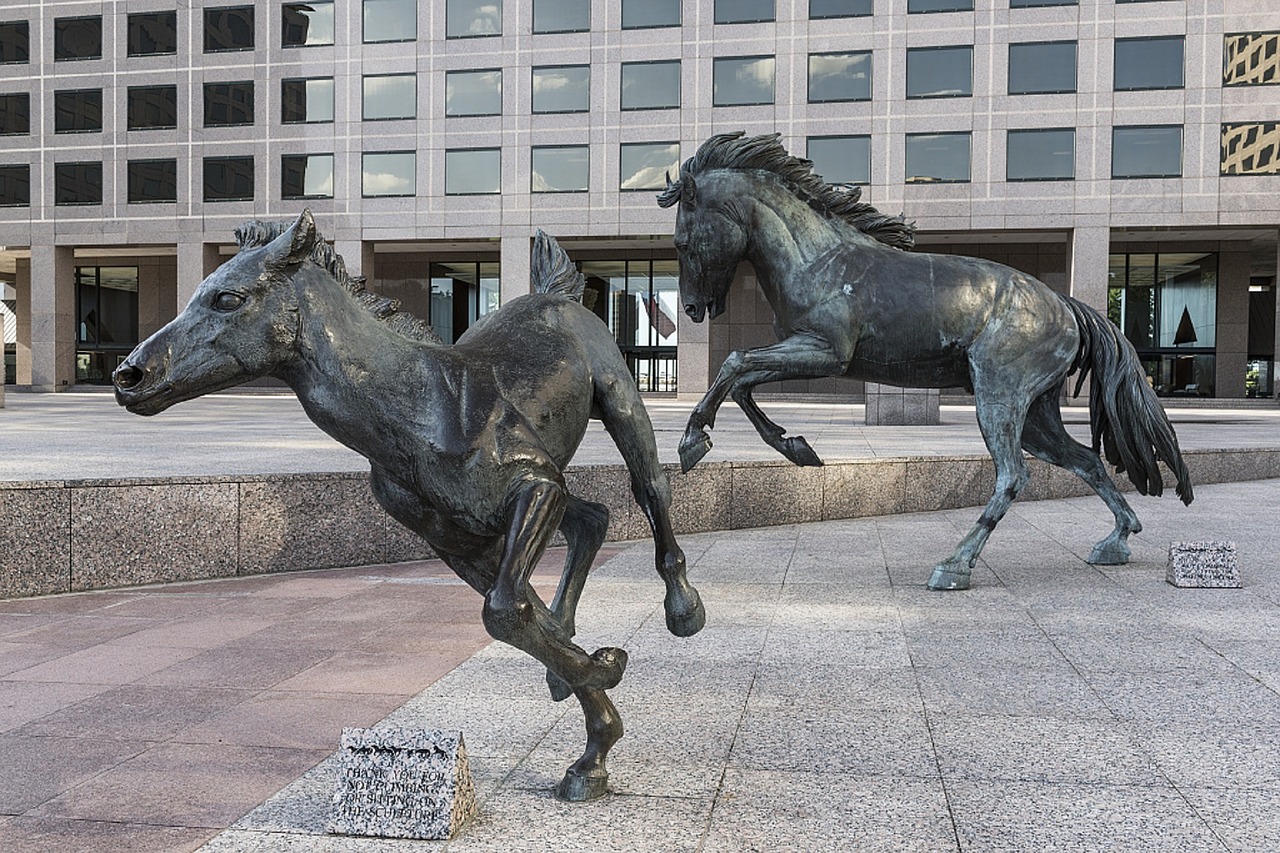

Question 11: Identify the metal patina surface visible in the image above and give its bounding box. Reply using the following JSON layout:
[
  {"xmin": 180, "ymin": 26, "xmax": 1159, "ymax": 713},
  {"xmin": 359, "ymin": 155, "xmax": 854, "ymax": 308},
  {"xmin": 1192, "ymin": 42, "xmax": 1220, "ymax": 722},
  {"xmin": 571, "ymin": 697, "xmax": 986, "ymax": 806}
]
[
  {"xmin": 113, "ymin": 211, "xmax": 705, "ymax": 801},
  {"xmin": 659, "ymin": 132, "xmax": 1194, "ymax": 591}
]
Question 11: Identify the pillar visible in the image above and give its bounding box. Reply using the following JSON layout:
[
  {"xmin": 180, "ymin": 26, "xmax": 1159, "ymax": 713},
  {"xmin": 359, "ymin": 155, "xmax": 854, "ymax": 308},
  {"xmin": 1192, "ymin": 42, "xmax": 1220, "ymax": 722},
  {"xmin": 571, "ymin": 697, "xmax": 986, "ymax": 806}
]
[
  {"xmin": 499, "ymin": 234, "xmax": 531, "ymax": 307},
  {"xmin": 28, "ymin": 245, "xmax": 75, "ymax": 391},
  {"xmin": 1215, "ymin": 246, "xmax": 1251, "ymax": 399},
  {"xmin": 176, "ymin": 241, "xmax": 221, "ymax": 312},
  {"xmin": 1068, "ymin": 225, "xmax": 1111, "ymax": 312},
  {"xmin": 333, "ymin": 239, "xmax": 374, "ymax": 280},
  {"xmin": 1274, "ymin": 230, "xmax": 1280, "ymax": 399},
  {"xmin": 14, "ymin": 259, "xmax": 30, "ymax": 386}
]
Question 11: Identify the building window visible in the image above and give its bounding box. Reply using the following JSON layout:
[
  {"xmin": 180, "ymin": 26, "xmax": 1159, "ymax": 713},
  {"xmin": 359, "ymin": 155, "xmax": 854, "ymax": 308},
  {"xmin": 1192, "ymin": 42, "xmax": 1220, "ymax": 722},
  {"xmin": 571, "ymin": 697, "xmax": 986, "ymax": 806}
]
[
  {"xmin": 715, "ymin": 0, "xmax": 774, "ymax": 24},
  {"xmin": 446, "ymin": 69, "xmax": 502, "ymax": 117},
  {"xmin": 1108, "ymin": 252, "xmax": 1217, "ymax": 398},
  {"xmin": 908, "ymin": 0, "xmax": 972, "ymax": 11},
  {"xmin": 204, "ymin": 82, "xmax": 255, "ymax": 127},
  {"xmin": 55, "ymin": 17, "xmax": 102, "ymax": 61},
  {"xmin": 621, "ymin": 61, "xmax": 680, "ymax": 110},
  {"xmin": 203, "ymin": 156, "xmax": 255, "ymax": 201},
  {"xmin": 282, "ymin": 154, "xmax": 335, "ymax": 199},
  {"xmin": 127, "ymin": 12, "xmax": 178, "ymax": 56},
  {"xmin": 205, "ymin": 6, "xmax": 254, "ymax": 52},
  {"xmin": 907, "ymin": 46, "xmax": 973, "ymax": 98},
  {"xmin": 54, "ymin": 89, "xmax": 103, "ymax": 134},
  {"xmin": 127, "ymin": 86, "xmax": 178, "ymax": 130},
  {"xmin": 127, "ymin": 159, "xmax": 178, "ymax": 203},
  {"xmin": 76, "ymin": 267, "xmax": 139, "ymax": 383},
  {"xmin": 534, "ymin": 0, "xmax": 588, "ymax": 34},
  {"xmin": 281, "ymin": 78, "xmax": 335, "ymax": 123},
  {"xmin": 378, "ymin": 261, "xmax": 501, "ymax": 344},
  {"xmin": 363, "ymin": 74, "xmax": 416, "ymax": 120},
  {"xmin": 0, "ymin": 92, "xmax": 30, "ymax": 135},
  {"xmin": 447, "ymin": 0, "xmax": 501, "ymax": 38},
  {"xmin": 1114, "ymin": 37, "xmax": 1184, "ymax": 91},
  {"xmin": 364, "ymin": 0, "xmax": 417, "ymax": 42},
  {"xmin": 532, "ymin": 146, "xmax": 589, "ymax": 192},
  {"xmin": 905, "ymin": 132, "xmax": 971, "ymax": 183},
  {"xmin": 1112, "ymin": 125, "xmax": 1182, "ymax": 178},
  {"xmin": 580, "ymin": 259, "xmax": 680, "ymax": 393},
  {"xmin": 1221, "ymin": 123, "xmax": 1280, "ymax": 176},
  {"xmin": 807, "ymin": 135, "xmax": 871, "ymax": 185},
  {"xmin": 283, "ymin": 2, "xmax": 335, "ymax": 47},
  {"xmin": 0, "ymin": 164, "xmax": 29, "ymax": 206},
  {"xmin": 622, "ymin": 0, "xmax": 680, "ymax": 29},
  {"xmin": 713, "ymin": 56, "xmax": 775, "ymax": 106},
  {"xmin": 1224, "ymin": 33, "xmax": 1280, "ymax": 87},
  {"xmin": 810, "ymin": 0, "xmax": 873, "ymax": 18},
  {"xmin": 445, "ymin": 148, "xmax": 501, "ymax": 195},
  {"xmin": 1008, "ymin": 41, "xmax": 1076, "ymax": 95},
  {"xmin": 55, "ymin": 162, "xmax": 104, "ymax": 205},
  {"xmin": 1010, "ymin": 0, "xmax": 1075, "ymax": 7},
  {"xmin": 1006, "ymin": 128, "xmax": 1074, "ymax": 181},
  {"xmin": 620, "ymin": 141, "xmax": 678, "ymax": 190},
  {"xmin": 363, "ymin": 151, "xmax": 416, "ymax": 197},
  {"xmin": 808, "ymin": 51, "xmax": 872, "ymax": 102},
  {"xmin": 0, "ymin": 21, "xmax": 29, "ymax": 64},
  {"xmin": 532, "ymin": 66, "xmax": 590, "ymax": 113}
]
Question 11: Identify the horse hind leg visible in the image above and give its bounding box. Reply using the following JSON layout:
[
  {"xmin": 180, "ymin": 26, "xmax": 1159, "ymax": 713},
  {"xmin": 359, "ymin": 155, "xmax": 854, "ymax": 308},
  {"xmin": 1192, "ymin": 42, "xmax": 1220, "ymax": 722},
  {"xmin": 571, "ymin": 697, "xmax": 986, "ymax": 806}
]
[
  {"xmin": 545, "ymin": 496, "xmax": 610, "ymax": 703},
  {"xmin": 556, "ymin": 685, "xmax": 624, "ymax": 801}
]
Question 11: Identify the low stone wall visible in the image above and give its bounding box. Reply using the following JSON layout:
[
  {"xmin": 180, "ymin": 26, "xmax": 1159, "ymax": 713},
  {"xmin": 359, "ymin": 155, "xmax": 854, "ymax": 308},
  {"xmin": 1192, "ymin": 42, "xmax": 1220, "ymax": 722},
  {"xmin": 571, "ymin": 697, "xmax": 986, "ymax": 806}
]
[{"xmin": 4, "ymin": 447, "xmax": 1279, "ymax": 599}]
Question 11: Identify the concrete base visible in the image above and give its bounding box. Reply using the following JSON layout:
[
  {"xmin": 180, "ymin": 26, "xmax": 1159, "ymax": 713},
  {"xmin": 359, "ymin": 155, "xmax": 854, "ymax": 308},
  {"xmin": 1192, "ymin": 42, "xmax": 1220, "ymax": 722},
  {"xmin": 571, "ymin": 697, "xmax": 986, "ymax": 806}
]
[{"xmin": 865, "ymin": 383, "xmax": 940, "ymax": 426}]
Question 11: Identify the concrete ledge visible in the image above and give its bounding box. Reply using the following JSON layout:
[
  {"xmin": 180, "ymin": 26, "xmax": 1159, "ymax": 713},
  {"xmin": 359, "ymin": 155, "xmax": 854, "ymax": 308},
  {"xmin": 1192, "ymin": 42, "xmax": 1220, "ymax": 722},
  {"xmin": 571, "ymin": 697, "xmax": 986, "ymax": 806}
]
[{"xmin": 4, "ymin": 447, "xmax": 1278, "ymax": 598}]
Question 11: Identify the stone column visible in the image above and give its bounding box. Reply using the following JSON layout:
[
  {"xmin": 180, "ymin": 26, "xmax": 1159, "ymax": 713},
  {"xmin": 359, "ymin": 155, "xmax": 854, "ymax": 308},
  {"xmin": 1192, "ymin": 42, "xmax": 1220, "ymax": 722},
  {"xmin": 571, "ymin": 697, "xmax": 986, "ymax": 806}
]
[
  {"xmin": 176, "ymin": 241, "xmax": 221, "ymax": 312},
  {"xmin": 676, "ymin": 306, "xmax": 711, "ymax": 398},
  {"xmin": 14, "ymin": 258, "xmax": 30, "ymax": 386},
  {"xmin": 28, "ymin": 245, "xmax": 76, "ymax": 391},
  {"xmin": 1215, "ymin": 246, "xmax": 1251, "ymax": 399},
  {"xmin": 499, "ymin": 234, "xmax": 531, "ymax": 307},
  {"xmin": 1274, "ymin": 230, "xmax": 1280, "ymax": 399},
  {"xmin": 334, "ymin": 239, "xmax": 374, "ymax": 280},
  {"xmin": 1068, "ymin": 225, "xmax": 1111, "ymax": 312}
]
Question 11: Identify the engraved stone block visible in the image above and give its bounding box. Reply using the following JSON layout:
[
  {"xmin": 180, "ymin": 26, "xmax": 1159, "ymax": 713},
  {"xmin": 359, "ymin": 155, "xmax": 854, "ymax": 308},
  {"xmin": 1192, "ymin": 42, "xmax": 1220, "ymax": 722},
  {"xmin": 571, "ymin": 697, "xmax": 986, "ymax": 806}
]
[
  {"xmin": 328, "ymin": 727, "xmax": 477, "ymax": 840},
  {"xmin": 1166, "ymin": 541, "xmax": 1241, "ymax": 588}
]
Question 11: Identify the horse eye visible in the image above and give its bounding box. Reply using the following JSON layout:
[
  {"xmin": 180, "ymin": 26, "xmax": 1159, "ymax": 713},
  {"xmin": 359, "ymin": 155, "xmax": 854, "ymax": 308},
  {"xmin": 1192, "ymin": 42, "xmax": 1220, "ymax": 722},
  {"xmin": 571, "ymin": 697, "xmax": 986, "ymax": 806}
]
[{"xmin": 213, "ymin": 292, "xmax": 245, "ymax": 312}]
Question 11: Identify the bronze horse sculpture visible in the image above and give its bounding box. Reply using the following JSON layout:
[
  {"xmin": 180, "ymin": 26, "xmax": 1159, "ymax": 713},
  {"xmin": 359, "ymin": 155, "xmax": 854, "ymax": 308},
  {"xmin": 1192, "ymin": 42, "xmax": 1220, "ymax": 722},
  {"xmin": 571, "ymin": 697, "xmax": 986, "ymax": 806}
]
[
  {"xmin": 113, "ymin": 210, "xmax": 705, "ymax": 801},
  {"xmin": 660, "ymin": 132, "xmax": 1193, "ymax": 591}
]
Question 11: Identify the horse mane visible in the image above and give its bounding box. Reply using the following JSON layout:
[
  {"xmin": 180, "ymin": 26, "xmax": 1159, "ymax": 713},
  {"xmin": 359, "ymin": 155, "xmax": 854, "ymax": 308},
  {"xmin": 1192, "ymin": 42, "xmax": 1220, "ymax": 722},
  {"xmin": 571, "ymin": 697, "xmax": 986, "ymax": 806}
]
[
  {"xmin": 656, "ymin": 131, "xmax": 916, "ymax": 251},
  {"xmin": 235, "ymin": 219, "xmax": 442, "ymax": 344}
]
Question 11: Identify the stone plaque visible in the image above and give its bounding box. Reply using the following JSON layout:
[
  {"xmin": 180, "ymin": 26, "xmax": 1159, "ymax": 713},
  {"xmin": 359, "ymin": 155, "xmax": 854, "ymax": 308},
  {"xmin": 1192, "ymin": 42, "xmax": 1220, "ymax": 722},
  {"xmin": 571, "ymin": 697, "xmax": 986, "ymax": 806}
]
[
  {"xmin": 1166, "ymin": 541, "xmax": 1241, "ymax": 588},
  {"xmin": 327, "ymin": 727, "xmax": 477, "ymax": 840}
]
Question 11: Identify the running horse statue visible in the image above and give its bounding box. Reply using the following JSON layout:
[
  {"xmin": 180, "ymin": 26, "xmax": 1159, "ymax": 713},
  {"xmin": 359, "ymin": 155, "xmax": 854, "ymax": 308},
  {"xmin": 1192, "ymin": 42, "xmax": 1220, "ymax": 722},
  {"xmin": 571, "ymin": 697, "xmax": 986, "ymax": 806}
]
[
  {"xmin": 659, "ymin": 132, "xmax": 1193, "ymax": 591},
  {"xmin": 113, "ymin": 210, "xmax": 705, "ymax": 801}
]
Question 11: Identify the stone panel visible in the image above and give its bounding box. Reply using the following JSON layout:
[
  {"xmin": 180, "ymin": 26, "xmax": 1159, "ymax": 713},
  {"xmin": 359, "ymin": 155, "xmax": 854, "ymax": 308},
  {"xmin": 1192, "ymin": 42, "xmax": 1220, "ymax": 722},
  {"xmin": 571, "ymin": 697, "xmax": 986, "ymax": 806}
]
[
  {"xmin": 902, "ymin": 458, "xmax": 995, "ymax": 513},
  {"xmin": 822, "ymin": 460, "xmax": 907, "ymax": 520},
  {"xmin": 0, "ymin": 486, "xmax": 71, "ymax": 598},
  {"xmin": 563, "ymin": 465, "xmax": 647, "ymax": 542},
  {"xmin": 384, "ymin": 515, "xmax": 437, "ymax": 564},
  {"xmin": 70, "ymin": 483, "xmax": 238, "ymax": 591},
  {"xmin": 729, "ymin": 462, "xmax": 825, "ymax": 529},
  {"xmin": 668, "ymin": 462, "xmax": 733, "ymax": 535},
  {"xmin": 239, "ymin": 476, "xmax": 384, "ymax": 575}
]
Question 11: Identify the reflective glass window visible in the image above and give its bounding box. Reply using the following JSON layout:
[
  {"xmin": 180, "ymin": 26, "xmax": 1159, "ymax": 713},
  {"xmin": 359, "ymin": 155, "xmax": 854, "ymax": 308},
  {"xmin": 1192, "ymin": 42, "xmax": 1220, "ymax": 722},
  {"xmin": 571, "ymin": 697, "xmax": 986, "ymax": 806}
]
[
  {"xmin": 579, "ymin": 259, "xmax": 679, "ymax": 391},
  {"xmin": 905, "ymin": 132, "xmax": 971, "ymax": 183},
  {"xmin": 532, "ymin": 66, "xmax": 590, "ymax": 113},
  {"xmin": 414, "ymin": 261, "xmax": 501, "ymax": 343},
  {"xmin": 55, "ymin": 162, "xmax": 103, "ymax": 205},
  {"xmin": 203, "ymin": 156, "xmax": 255, "ymax": 201},
  {"xmin": 715, "ymin": 0, "xmax": 774, "ymax": 24},
  {"xmin": 282, "ymin": 154, "xmax": 335, "ymax": 199},
  {"xmin": 713, "ymin": 56, "xmax": 775, "ymax": 106},
  {"xmin": 808, "ymin": 51, "xmax": 871, "ymax": 102},
  {"xmin": 1006, "ymin": 128, "xmax": 1074, "ymax": 181},
  {"xmin": 55, "ymin": 17, "xmax": 102, "ymax": 61},
  {"xmin": 621, "ymin": 61, "xmax": 680, "ymax": 110},
  {"xmin": 127, "ymin": 12, "xmax": 177, "ymax": 56},
  {"xmin": 54, "ymin": 89, "xmax": 103, "ymax": 134},
  {"xmin": 283, "ymin": 2, "xmax": 335, "ymax": 47},
  {"xmin": 364, "ymin": 0, "xmax": 417, "ymax": 42},
  {"xmin": 363, "ymin": 151, "xmax": 416, "ymax": 196},
  {"xmin": 809, "ymin": 0, "xmax": 873, "ymax": 18},
  {"xmin": 1010, "ymin": 0, "xmax": 1075, "ymax": 6},
  {"xmin": 532, "ymin": 146, "xmax": 588, "ymax": 192},
  {"xmin": 0, "ymin": 92, "xmax": 30, "ymax": 135},
  {"xmin": 76, "ymin": 267, "xmax": 139, "ymax": 355},
  {"xmin": 0, "ymin": 21, "xmax": 29, "ymax": 64},
  {"xmin": 622, "ymin": 0, "xmax": 680, "ymax": 29},
  {"xmin": 1008, "ymin": 41, "xmax": 1076, "ymax": 95},
  {"xmin": 363, "ymin": 74, "xmax": 416, "ymax": 120},
  {"xmin": 447, "ymin": 0, "xmax": 501, "ymax": 38},
  {"xmin": 807, "ymin": 135, "xmax": 871, "ymax": 185},
  {"xmin": 1224, "ymin": 33, "xmax": 1280, "ymax": 87},
  {"xmin": 445, "ymin": 148, "xmax": 501, "ymax": 194},
  {"xmin": 534, "ymin": 0, "xmax": 589, "ymax": 34},
  {"xmin": 1115, "ymin": 37, "xmax": 1184, "ymax": 91},
  {"xmin": 446, "ymin": 69, "xmax": 502, "ymax": 117},
  {"xmin": 907, "ymin": 46, "xmax": 972, "ymax": 98},
  {"xmin": 908, "ymin": 0, "xmax": 972, "ymax": 11},
  {"xmin": 127, "ymin": 159, "xmax": 178, "ymax": 203},
  {"xmin": 127, "ymin": 86, "xmax": 178, "ymax": 130},
  {"xmin": 204, "ymin": 82, "xmax": 255, "ymax": 127},
  {"xmin": 1222, "ymin": 122, "xmax": 1280, "ymax": 176},
  {"xmin": 281, "ymin": 78, "xmax": 335, "ymax": 123},
  {"xmin": 204, "ymin": 6, "xmax": 254, "ymax": 52},
  {"xmin": 0, "ymin": 164, "xmax": 30, "ymax": 206},
  {"xmin": 1112, "ymin": 125, "xmax": 1182, "ymax": 178},
  {"xmin": 620, "ymin": 141, "xmax": 678, "ymax": 190}
]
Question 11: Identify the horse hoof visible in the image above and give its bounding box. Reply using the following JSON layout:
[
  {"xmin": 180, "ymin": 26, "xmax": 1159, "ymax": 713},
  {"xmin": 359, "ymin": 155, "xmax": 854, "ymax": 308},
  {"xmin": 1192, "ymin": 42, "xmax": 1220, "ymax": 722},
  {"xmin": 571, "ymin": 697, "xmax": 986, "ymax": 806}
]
[
  {"xmin": 556, "ymin": 769, "xmax": 609, "ymax": 802},
  {"xmin": 546, "ymin": 668, "xmax": 572, "ymax": 703},
  {"xmin": 1087, "ymin": 541, "xmax": 1131, "ymax": 565},
  {"xmin": 588, "ymin": 647, "xmax": 628, "ymax": 690},
  {"xmin": 679, "ymin": 431, "xmax": 713, "ymax": 473},
  {"xmin": 927, "ymin": 565, "xmax": 971, "ymax": 591},
  {"xmin": 782, "ymin": 436, "xmax": 824, "ymax": 467},
  {"xmin": 665, "ymin": 590, "xmax": 706, "ymax": 638}
]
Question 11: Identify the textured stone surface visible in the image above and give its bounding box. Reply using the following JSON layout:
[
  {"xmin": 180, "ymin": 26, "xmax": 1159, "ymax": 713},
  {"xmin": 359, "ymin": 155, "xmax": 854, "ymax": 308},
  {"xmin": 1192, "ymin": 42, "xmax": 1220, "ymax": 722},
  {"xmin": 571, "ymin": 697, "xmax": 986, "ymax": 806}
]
[
  {"xmin": 0, "ymin": 486, "xmax": 71, "ymax": 598},
  {"xmin": 864, "ymin": 383, "xmax": 940, "ymax": 426},
  {"xmin": 729, "ymin": 462, "xmax": 825, "ymax": 529},
  {"xmin": 328, "ymin": 727, "xmax": 476, "ymax": 840},
  {"xmin": 562, "ymin": 465, "xmax": 646, "ymax": 542},
  {"xmin": 902, "ymin": 457, "xmax": 996, "ymax": 513},
  {"xmin": 1166, "ymin": 540, "xmax": 1241, "ymax": 588},
  {"xmin": 668, "ymin": 462, "xmax": 733, "ymax": 535},
  {"xmin": 822, "ymin": 460, "xmax": 907, "ymax": 520},
  {"xmin": 239, "ymin": 476, "xmax": 384, "ymax": 575}
]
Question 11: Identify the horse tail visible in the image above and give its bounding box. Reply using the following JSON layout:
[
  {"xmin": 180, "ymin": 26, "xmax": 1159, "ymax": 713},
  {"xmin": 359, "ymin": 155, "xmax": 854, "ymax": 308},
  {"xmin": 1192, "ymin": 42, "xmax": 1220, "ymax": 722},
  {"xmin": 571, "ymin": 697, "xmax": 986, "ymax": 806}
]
[
  {"xmin": 531, "ymin": 230, "xmax": 592, "ymax": 307},
  {"xmin": 1061, "ymin": 295, "xmax": 1194, "ymax": 505}
]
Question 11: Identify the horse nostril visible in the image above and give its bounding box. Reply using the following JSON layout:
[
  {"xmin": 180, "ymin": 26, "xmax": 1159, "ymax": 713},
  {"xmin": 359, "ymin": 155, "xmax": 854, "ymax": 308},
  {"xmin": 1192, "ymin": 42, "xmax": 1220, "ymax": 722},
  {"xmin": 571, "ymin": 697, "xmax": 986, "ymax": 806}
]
[
  {"xmin": 114, "ymin": 364, "xmax": 144, "ymax": 390},
  {"xmin": 684, "ymin": 304, "xmax": 699, "ymax": 318}
]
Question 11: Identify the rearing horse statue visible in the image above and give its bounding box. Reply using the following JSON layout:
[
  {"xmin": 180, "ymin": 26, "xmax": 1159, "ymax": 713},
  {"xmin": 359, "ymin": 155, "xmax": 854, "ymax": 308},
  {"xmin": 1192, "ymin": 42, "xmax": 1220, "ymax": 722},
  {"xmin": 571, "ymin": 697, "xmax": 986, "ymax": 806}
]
[
  {"xmin": 659, "ymin": 132, "xmax": 1193, "ymax": 591},
  {"xmin": 113, "ymin": 211, "xmax": 705, "ymax": 801}
]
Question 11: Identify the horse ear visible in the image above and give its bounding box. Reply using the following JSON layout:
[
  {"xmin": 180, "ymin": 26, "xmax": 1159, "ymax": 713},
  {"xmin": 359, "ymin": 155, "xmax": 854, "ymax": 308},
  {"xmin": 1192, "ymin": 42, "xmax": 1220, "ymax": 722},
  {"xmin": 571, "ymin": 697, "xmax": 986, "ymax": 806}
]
[
  {"xmin": 681, "ymin": 172, "xmax": 697, "ymax": 210},
  {"xmin": 283, "ymin": 209, "xmax": 318, "ymax": 265}
]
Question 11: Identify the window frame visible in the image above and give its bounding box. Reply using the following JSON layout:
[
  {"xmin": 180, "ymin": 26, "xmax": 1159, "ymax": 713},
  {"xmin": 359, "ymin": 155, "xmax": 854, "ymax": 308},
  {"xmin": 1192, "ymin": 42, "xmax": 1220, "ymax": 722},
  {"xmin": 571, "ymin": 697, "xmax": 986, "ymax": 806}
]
[
  {"xmin": 905, "ymin": 131, "xmax": 972, "ymax": 183},
  {"xmin": 807, "ymin": 50, "xmax": 873, "ymax": 104},
  {"xmin": 445, "ymin": 68, "xmax": 503, "ymax": 117},
  {"xmin": 127, "ymin": 11, "xmax": 178, "ymax": 57},
  {"xmin": 1007, "ymin": 40, "xmax": 1077, "ymax": 95},
  {"xmin": 531, "ymin": 144, "xmax": 590, "ymax": 193},
  {"xmin": 362, "ymin": 74, "xmax": 418, "ymax": 121},
  {"xmin": 203, "ymin": 6, "xmax": 256, "ymax": 53},
  {"xmin": 621, "ymin": 0, "xmax": 680, "ymax": 30},
  {"xmin": 714, "ymin": 0, "xmax": 775, "ymax": 25},
  {"xmin": 446, "ymin": 0, "xmax": 502, "ymax": 39},
  {"xmin": 620, "ymin": 60, "xmax": 681, "ymax": 111},
  {"xmin": 281, "ymin": 153, "xmax": 336, "ymax": 200},
  {"xmin": 126, "ymin": 158, "xmax": 179, "ymax": 204},
  {"xmin": 806, "ymin": 135, "xmax": 872, "ymax": 185},
  {"xmin": 0, "ymin": 163, "xmax": 30, "ymax": 206},
  {"xmin": 203, "ymin": 81, "xmax": 256, "ymax": 128},
  {"xmin": 362, "ymin": 150, "xmax": 418, "ymax": 197},
  {"xmin": 533, "ymin": 0, "xmax": 590, "ymax": 35},
  {"xmin": 54, "ymin": 16, "xmax": 103, "ymax": 62},
  {"xmin": 907, "ymin": 0, "xmax": 973, "ymax": 12},
  {"xmin": 53, "ymin": 88, "xmax": 104, "ymax": 134},
  {"xmin": 282, "ymin": 1, "xmax": 335, "ymax": 48},
  {"xmin": 619, "ymin": 141, "xmax": 679, "ymax": 191},
  {"xmin": 531, "ymin": 65, "xmax": 591, "ymax": 114},
  {"xmin": 281, "ymin": 78, "xmax": 335, "ymax": 124},
  {"xmin": 363, "ymin": 0, "xmax": 418, "ymax": 43},
  {"xmin": 1221, "ymin": 122, "xmax": 1280, "ymax": 176},
  {"xmin": 126, "ymin": 85, "xmax": 179, "ymax": 131},
  {"xmin": 808, "ymin": 0, "xmax": 873, "ymax": 19},
  {"xmin": 712, "ymin": 55, "xmax": 777, "ymax": 107},
  {"xmin": 202, "ymin": 156, "xmax": 256, "ymax": 202},
  {"xmin": 54, "ymin": 161, "xmax": 105, "ymax": 205},
  {"xmin": 1113, "ymin": 35, "xmax": 1185, "ymax": 92},
  {"xmin": 0, "ymin": 21, "xmax": 30, "ymax": 65},
  {"xmin": 444, "ymin": 147, "xmax": 502, "ymax": 195},
  {"xmin": 906, "ymin": 45, "xmax": 974, "ymax": 99},
  {"xmin": 1005, "ymin": 127, "xmax": 1076, "ymax": 182},
  {"xmin": 0, "ymin": 91, "xmax": 31, "ymax": 136},
  {"xmin": 1111, "ymin": 124, "xmax": 1183, "ymax": 179}
]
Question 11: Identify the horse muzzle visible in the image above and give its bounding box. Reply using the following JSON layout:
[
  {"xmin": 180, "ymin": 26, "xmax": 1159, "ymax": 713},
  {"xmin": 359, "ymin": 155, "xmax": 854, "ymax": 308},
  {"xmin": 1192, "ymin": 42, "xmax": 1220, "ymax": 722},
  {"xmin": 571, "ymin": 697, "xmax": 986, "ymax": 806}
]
[{"xmin": 112, "ymin": 357, "xmax": 174, "ymax": 415}]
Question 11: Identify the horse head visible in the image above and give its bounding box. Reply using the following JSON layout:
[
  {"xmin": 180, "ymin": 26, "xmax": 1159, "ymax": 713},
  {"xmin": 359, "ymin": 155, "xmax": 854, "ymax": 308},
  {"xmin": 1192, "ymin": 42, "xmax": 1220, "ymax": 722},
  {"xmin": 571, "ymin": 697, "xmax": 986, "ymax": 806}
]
[
  {"xmin": 113, "ymin": 210, "xmax": 317, "ymax": 415},
  {"xmin": 662, "ymin": 168, "xmax": 746, "ymax": 323}
]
